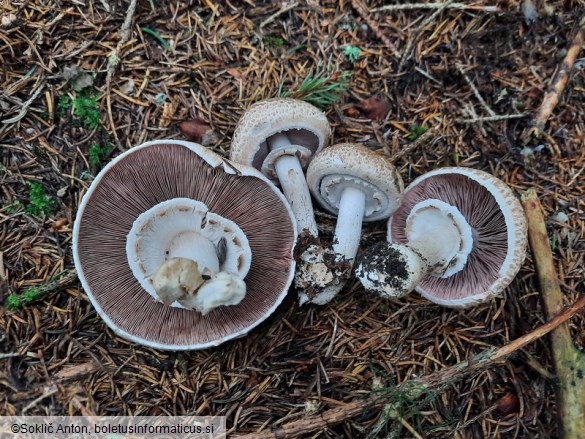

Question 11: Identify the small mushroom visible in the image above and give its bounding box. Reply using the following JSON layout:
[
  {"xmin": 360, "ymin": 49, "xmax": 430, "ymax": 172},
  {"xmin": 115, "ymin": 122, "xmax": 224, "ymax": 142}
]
[
  {"xmin": 356, "ymin": 167, "xmax": 527, "ymax": 307},
  {"xmin": 73, "ymin": 139, "xmax": 297, "ymax": 350},
  {"xmin": 231, "ymin": 98, "xmax": 331, "ymax": 237},
  {"xmin": 298, "ymin": 143, "xmax": 404, "ymax": 304}
]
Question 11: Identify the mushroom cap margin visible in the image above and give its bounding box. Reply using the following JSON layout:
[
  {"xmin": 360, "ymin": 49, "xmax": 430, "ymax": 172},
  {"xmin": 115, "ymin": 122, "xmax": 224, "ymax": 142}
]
[
  {"xmin": 306, "ymin": 143, "xmax": 404, "ymax": 222},
  {"xmin": 230, "ymin": 98, "xmax": 331, "ymax": 174}
]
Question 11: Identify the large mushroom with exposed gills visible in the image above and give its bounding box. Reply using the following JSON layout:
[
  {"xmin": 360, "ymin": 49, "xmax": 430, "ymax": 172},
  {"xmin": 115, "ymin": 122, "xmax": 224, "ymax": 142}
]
[
  {"xmin": 298, "ymin": 143, "xmax": 404, "ymax": 304},
  {"xmin": 230, "ymin": 98, "xmax": 331, "ymax": 237},
  {"xmin": 73, "ymin": 139, "xmax": 297, "ymax": 350},
  {"xmin": 355, "ymin": 167, "xmax": 527, "ymax": 307}
]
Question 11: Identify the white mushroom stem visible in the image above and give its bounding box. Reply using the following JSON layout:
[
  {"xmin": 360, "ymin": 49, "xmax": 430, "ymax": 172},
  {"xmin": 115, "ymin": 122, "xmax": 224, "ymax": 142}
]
[
  {"xmin": 378, "ymin": 199, "xmax": 474, "ymax": 297},
  {"xmin": 331, "ymin": 186, "xmax": 367, "ymax": 263},
  {"xmin": 268, "ymin": 133, "xmax": 318, "ymax": 237}
]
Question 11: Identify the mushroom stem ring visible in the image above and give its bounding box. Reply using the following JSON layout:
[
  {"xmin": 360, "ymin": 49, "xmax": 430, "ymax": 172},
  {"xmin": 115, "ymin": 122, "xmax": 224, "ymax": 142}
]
[{"xmin": 405, "ymin": 199, "xmax": 474, "ymax": 278}]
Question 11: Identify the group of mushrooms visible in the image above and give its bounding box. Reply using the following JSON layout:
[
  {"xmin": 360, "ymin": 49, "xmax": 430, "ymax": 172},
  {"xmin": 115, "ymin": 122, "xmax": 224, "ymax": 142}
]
[{"xmin": 72, "ymin": 98, "xmax": 528, "ymax": 350}]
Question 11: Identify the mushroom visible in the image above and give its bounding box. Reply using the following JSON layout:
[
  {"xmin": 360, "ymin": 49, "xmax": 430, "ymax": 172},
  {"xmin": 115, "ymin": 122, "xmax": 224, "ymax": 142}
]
[
  {"xmin": 298, "ymin": 143, "xmax": 404, "ymax": 304},
  {"xmin": 355, "ymin": 167, "xmax": 527, "ymax": 307},
  {"xmin": 230, "ymin": 98, "xmax": 331, "ymax": 237},
  {"xmin": 125, "ymin": 196, "xmax": 251, "ymax": 311},
  {"xmin": 73, "ymin": 139, "xmax": 297, "ymax": 350}
]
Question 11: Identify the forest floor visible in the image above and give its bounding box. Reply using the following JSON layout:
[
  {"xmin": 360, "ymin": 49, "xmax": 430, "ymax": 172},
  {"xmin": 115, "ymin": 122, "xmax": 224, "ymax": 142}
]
[{"xmin": 1, "ymin": 1, "xmax": 584, "ymax": 437}]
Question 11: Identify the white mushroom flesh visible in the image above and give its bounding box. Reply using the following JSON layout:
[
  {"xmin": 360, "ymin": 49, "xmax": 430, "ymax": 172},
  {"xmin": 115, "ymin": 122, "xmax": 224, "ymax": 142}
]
[
  {"xmin": 126, "ymin": 198, "xmax": 251, "ymax": 309},
  {"xmin": 151, "ymin": 257, "xmax": 205, "ymax": 305},
  {"xmin": 179, "ymin": 272, "xmax": 247, "ymax": 315}
]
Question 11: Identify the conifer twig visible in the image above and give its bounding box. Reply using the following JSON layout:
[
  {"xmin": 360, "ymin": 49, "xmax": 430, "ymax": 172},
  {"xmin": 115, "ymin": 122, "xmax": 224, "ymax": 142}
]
[
  {"xmin": 237, "ymin": 288, "xmax": 585, "ymax": 439},
  {"xmin": 521, "ymin": 189, "xmax": 585, "ymax": 439},
  {"xmin": 522, "ymin": 21, "xmax": 585, "ymax": 143}
]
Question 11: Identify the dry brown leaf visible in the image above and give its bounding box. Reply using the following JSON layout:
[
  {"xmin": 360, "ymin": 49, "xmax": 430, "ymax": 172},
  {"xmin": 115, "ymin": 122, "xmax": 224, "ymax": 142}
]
[
  {"xmin": 177, "ymin": 118, "xmax": 220, "ymax": 146},
  {"xmin": 159, "ymin": 100, "xmax": 177, "ymax": 128},
  {"xmin": 355, "ymin": 93, "xmax": 391, "ymax": 120},
  {"xmin": 496, "ymin": 391, "xmax": 520, "ymax": 415}
]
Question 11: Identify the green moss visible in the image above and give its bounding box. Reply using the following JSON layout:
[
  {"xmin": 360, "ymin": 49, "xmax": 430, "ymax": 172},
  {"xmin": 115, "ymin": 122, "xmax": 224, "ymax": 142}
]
[
  {"xmin": 343, "ymin": 46, "xmax": 361, "ymax": 62},
  {"xmin": 407, "ymin": 124, "xmax": 428, "ymax": 141},
  {"xmin": 73, "ymin": 91, "xmax": 102, "ymax": 129},
  {"xmin": 25, "ymin": 182, "xmax": 55, "ymax": 216},
  {"xmin": 263, "ymin": 35, "xmax": 285, "ymax": 47},
  {"xmin": 56, "ymin": 95, "xmax": 72, "ymax": 116},
  {"xmin": 88, "ymin": 142, "xmax": 113, "ymax": 171}
]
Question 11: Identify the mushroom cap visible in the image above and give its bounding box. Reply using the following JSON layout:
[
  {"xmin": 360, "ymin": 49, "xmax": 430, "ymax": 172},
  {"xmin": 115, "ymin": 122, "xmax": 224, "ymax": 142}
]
[
  {"xmin": 388, "ymin": 167, "xmax": 527, "ymax": 307},
  {"xmin": 230, "ymin": 98, "xmax": 331, "ymax": 177},
  {"xmin": 73, "ymin": 139, "xmax": 297, "ymax": 350},
  {"xmin": 306, "ymin": 143, "xmax": 404, "ymax": 222}
]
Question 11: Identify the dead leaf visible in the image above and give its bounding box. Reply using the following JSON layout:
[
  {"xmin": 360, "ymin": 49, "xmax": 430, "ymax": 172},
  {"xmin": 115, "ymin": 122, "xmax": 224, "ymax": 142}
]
[
  {"xmin": 355, "ymin": 94, "xmax": 391, "ymax": 121},
  {"xmin": 345, "ymin": 107, "xmax": 360, "ymax": 118},
  {"xmin": 54, "ymin": 363, "xmax": 99, "ymax": 381},
  {"xmin": 159, "ymin": 100, "xmax": 177, "ymax": 128},
  {"xmin": 61, "ymin": 65, "xmax": 94, "ymax": 91},
  {"xmin": 496, "ymin": 391, "xmax": 520, "ymax": 415},
  {"xmin": 178, "ymin": 118, "xmax": 220, "ymax": 146}
]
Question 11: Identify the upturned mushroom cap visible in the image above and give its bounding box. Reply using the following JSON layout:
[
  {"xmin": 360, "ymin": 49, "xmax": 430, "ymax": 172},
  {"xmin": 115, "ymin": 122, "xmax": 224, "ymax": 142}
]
[
  {"xmin": 73, "ymin": 139, "xmax": 297, "ymax": 350},
  {"xmin": 388, "ymin": 167, "xmax": 527, "ymax": 307},
  {"xmin": 230, "ymin": 98, "xmax": 331, "ymax": 178},
  {"xmin": 306, "ymin": 143, "xmax": 404, "ymax": 222}
]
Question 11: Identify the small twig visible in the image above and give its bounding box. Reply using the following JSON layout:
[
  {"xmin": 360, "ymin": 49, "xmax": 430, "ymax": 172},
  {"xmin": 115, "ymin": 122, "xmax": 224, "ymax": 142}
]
[
  {"xmin": 522, "ymin": 21, "xmax": 585, "ymax": 143},
  {"xmin": 6, "ymin": 270, "xmax": 77, "ymax": 310},
  {"xmin": 21, "ymin": 385, "xmax": 58, "ymax": 415},
  {"xmin": 2, "ymin": 83, "xmax": 44, "ymax": 124},
  {"xmin": 351, "ymin": 0, "xmax": 400, "ymax": 58},
  {"xmin": 105, "ymin": 0, "xmax": 138, "ymax": 85},
  {"xmin": 260, "ymin": 2, "xmax": 299, "ymax": 29},
  {"xmin": 105, "ymin": 0, "xmax": 138, "ymax": 146},
  {"xmin": 456, "ymin": 63, "xmax": 496, "ymax": 117},
  {"xmin": 521, "ymin": 189, "xmax": 585, "ymax": 439},
  {"xmin": 455, "ymin": 113, "xmax": 528, "ymax": 124},
  {"xmin": 0, "ymin": 352, "xmax": 22, "ymax": 359},
  {"xmin": 236, "ymin": 291, "xmax": 585, "ymax": 439},
  {"xmin": 449, "ymin": 402, "xmax": 498, "ymax": 437},
  {"xmin": 398, "ymin": 0, "xmax": 455, "ymax": 71},
  {"xmin": 388, "ymin": 125, "xmax": 438, "ymax": 162},
  {"xmin": 98, "ymin": 0, "xmax": 112, "ymax": 13},
  {"xmin": 398, "ymin": 416, "xmax": 424, "ymax": 439},
  {"xmin": 372, "ymin": 3, "xmax": 500, "ymax": 12}
]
